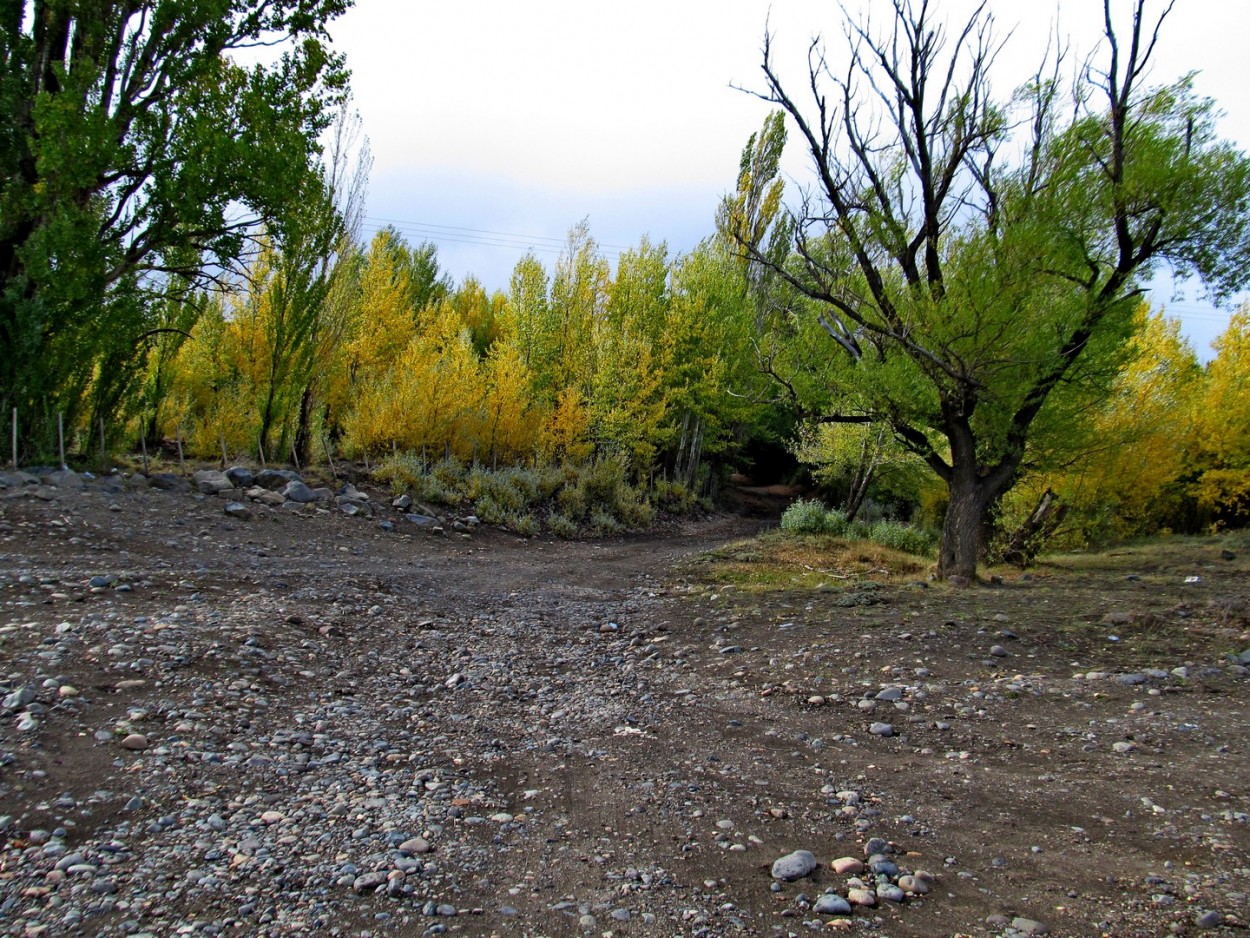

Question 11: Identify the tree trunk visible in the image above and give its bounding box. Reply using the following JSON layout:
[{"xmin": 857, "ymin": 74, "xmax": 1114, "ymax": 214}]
[
  {"xmin": 938, "ymin": 476, "xmax": 992, "ymax": 580},
  {"xmin": 293, "ymin": 384, "xmax": 314, "ymax": 469}
]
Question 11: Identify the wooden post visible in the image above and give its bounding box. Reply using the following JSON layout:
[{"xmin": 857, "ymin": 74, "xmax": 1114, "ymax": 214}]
[
  {"xmin": 219, "ymin": 429, "xmax": 227, "ymax": 469},
  {"xmin": 139, "ymin": 431, "xmax": 149, "ymax": 475},
  {"xmin": 99, "ymin": 418, "xmax": 106, "ymax": 471},
  {"xmin": 176, "ymin": 426, "xmax": 186, "ymax": 476},
  {"xmin": 57, "ymin": 412, "xmax": 66, "ymax": 469},
  {"xmin": 290, "ymin": 441, "xmax": 300, "ymax": 473},
  {"xmin": 10, "ymin": 408, "xmax": 16, "ymax": 469},
  {"xmin": 257, "ymin": 437, "xmax": 266, "ymax": 468},
  {"xmin": 321, "ymin": 436, "xmax": 338, "ymax": 480}
]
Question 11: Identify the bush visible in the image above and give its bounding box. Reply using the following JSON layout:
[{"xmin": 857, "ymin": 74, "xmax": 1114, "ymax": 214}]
[
  {"xmin": 589, "ymin": 508, "xmax": 622, "ymax": 536},
  {"xmin": 781, "ymin": 499, "xmax": 841, "ymax": 534},
  {"xmin": 866, "ymin": 519, "xmax": 936, "ymax": 556},
  {"xmin": 547, "ymin": 512, "xmax": 578, "ymax": 538},
  {"xmin": 507, "ymin": 513, "xmax": 540, "ymax": 537}
]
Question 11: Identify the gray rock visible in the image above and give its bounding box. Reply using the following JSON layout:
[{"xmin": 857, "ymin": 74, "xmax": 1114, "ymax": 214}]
[
  {"xmin": 1197, "ymin": 910, "xmax": 1224, "ymax": 929},
  {"xmin": 45, "ymin": 468, "xmax": 85, "ymax": 490},
  {"xmin": 876, "ymin": 883, "xmax": 905, "ymax": 903},
  {"xmin": 989, "ymin": 645, "xmax": 1009, "ymax": 657},
  {"xmin": 256, "ymin": 468, "xmax": 300, "ymax": 490},
  {"xmin": 3, "ymin": 685, "xmax": 37, "ymax": 711},
  {"xmin": 282, "ymin": 480, "xmax": 319, "ymax": 503},
  {"xmin": 1117, "ymin": 673, "xmax": 1147, "ymax": 686},
  {"xmin": 869, "ymin": 722, "xmax": 895, "ymax": 737},
  {"xmin": 223, "ymin": 501, "xmax": 253, "ymax": 520},
  {"xmin": 863, "ymin": 837, "xmax": 892, "ymax": 857},
  {"xmin": 1011, "ymin": 917, "xmax": 1050, "ymax": 935},
  {"xmin": 225, "ymin": 466, "xmax": 256, "ymax": 488},
  {"xmin": 406, "ymin": 514, "xmax": 440, "ymax": 527},
  {"xmin": 392, "ymin": 494, "xmax": 412, "ymax": 510},
  {"xmin": 875, "ymin": 687, "xmax": 905, "ymax": 701},
  {"xmin": 771, "ymin": 849, "xmax": 817, "ymax": 881},
  {"xmin": 193, "ymin": 469, "xmax": 233, "ymax": 494},
  {"xmin": 353, "ymin": 871, "xmax": 388, "ymax": 893},
  {"xmin": 147, "ymin": 472, "xmax": 191, "ymax": 493},
  {"xmin": 0, "ymin": 470, "xmax": 39, "ymax": 488},
  {"xmin": 813, "ymin": 894, "xmax": 852, "ymax": 915},
  {"xmin": 120, "ymin": 733, "xmax": 149, "ymax": 751}
]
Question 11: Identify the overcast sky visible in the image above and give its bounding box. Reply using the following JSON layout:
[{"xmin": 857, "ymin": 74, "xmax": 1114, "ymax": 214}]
[{"xmin": 327, "ymin": 0, "xmax": 1248, "ymax": 358}]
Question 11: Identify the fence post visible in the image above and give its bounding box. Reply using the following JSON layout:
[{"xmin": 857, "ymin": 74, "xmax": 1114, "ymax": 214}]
[
  {"xmin": 58, "ymin": 412, "xmax": 66, "ymax": 469},
  {"xmin": 176, "ymin": 426, "xmax": 186, "ymax": 477}
]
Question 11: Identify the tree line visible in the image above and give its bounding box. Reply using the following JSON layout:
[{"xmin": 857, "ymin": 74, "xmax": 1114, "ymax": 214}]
[{"xmin": 2, "ymin": 0, "xmax": 1248, "ymax": 577}]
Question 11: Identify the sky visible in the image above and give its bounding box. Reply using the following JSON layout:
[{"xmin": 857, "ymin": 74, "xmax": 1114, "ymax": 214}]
[{"xmin": 327, "ymin": 0, "xmax": 1249, "ymax": 359}]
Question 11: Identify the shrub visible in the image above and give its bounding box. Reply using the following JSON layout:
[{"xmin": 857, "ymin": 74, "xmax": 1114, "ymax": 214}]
[
  {"xmin": 589, "ymin": 508, "xmax": 622, "ymax": 536},
  {"xmin": 508, "ymin": 513, "xmax": 540, "ymax": 537},
  {"xmin": 781, "ymin": 499, "xmax": 840, "ymax": 534},
  {"xmin": 866, "ymin": 519, "xmax": 936, "ymax": 556},
  {"xmin": 547, "ymin": 512, "xmax": 578, "ymax": 538}
]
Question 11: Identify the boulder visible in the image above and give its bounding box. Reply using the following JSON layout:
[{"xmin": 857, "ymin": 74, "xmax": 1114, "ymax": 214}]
[
  {"xmin": 225, "ymin": 466, "xmax": 256, "ymax": 488},
  {"xmin": 148, "ymin": 472, "xmax": 191, "ymax": 493},
  {"xmin": 193, "ymin": 469, "xmax": 233, "ymax": 495},
  {"xmin": 282, "ymin": 480, "xmax": 319, "ymax": 503}
]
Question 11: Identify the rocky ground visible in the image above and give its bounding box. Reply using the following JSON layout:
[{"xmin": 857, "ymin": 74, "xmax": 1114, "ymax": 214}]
[{"xmin": 0, "ymin": 466, "xmax": 1247, "ymax": 938}]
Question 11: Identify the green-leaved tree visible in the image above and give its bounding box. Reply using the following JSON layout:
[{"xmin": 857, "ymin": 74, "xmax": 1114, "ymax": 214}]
[
  {"xmin": 727, "ymin": 0, "xmax": 1250, "ymax": 578},
  {"xmin": 0, "ymin": 0, "xmax": 351, "ymax": 459}
]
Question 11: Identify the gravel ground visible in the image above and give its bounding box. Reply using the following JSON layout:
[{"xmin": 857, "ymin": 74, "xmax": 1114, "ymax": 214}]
[{"xmin": 1, "ymin": 469, "xmax": 1248, "ymax": 937}]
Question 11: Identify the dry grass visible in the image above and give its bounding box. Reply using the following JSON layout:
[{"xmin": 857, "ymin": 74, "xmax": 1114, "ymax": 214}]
[{"xmin": 687, "ymin": 530, "xmax": 931, "ymax": 592}]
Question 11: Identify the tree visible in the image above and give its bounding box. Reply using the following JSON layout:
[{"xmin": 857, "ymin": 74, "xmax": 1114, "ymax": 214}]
[
  {"xmin": 0, "ymin": 0, "xmax": 350, "ymax": 458},
  {"xmin": 1192, "ymin": 306, "xmax": 1250, "ymax": 524},
  {"xmin": 729, "ymin": 0, "xmax": 1250, "ymax": 578}
]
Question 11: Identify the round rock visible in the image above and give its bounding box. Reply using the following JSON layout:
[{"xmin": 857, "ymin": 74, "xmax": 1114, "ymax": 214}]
[{"xmin": 771, "ymin": 849, "xmax": 817, "ymax": 881}]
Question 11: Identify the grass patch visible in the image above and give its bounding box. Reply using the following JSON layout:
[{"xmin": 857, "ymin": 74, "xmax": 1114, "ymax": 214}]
[{"xmin": 688, "ymin": 530, "xmax": 930, "ymax": 593}]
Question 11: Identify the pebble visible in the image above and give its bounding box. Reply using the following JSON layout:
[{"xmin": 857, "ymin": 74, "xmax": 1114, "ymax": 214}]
[
  {"xmin": 120, "ymin": 733, "xmax": 149, "ymax": 750},
  {"xmin": 869, "ymin": 722, "xmax": 895, "ymax": 737},
  {"xmin": 831, "ymin": 857, "xmax": 864, "ymax": 875},
  {"xmin": 1012, "ymin": 917, "xmax": 1050, "ymax": 935},
  {"xmin": 813, "ymin": 894, "xmax": 852, "ymax": 915},
  {"xmin": 772, "ymin": 850, "xmax": 818, "ymax": 881}
]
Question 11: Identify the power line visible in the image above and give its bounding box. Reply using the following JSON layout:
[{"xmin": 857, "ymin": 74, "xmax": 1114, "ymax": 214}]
[{"xmin": 363, "ymin": 215, "xmax": 635, "ymax": 252}]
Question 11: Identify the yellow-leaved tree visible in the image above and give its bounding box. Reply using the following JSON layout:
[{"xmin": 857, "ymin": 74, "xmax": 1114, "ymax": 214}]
[{"xmin": 1192, "ymin": 306, "xmax": 1250, "ymax": 524}]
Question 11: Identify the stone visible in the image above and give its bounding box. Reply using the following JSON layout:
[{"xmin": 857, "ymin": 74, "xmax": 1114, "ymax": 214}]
[
  {"xmin": 869, "ymin": 722, "xmax": 895, "ymax": 737},
  {"xmin": 771, "ymin": 850, "xmax": 817, "ymax": 881},
  {"xmin": 45, "ymin": 468, "xmax": 85, "ymax": 490},
  {"xmin": 225, "ymin": 466, "xmax": 256, "ymax": 488},
  {"xmin": 193, "ymin": 469, "xmax": 233, "ymax": 494},
  {"xmin": 3, "ymin": 685, "xmax": 36, "ymax": 712},
  {"xmin": 813, "ymin": 894, "xmax": 852, "ymax": 915},
  {"xmin": 223, "ymin": 502, "xmax": 253, "ymax": 520},
  {"xmin": 1197, "ymin": 910, "xmax": 1224, "ymax": 929},
  {"xmin": 846, "ymin": 887, "xmax": 876, "ymax": 907},
  {"xmin": 1011, "ymin": 917, "xmax": 1050, "ymax": 935},
  {"xmin": 898, "ymin": 875, "xmax": 930, "ymax": 895},
  {"xmin": 120, "ymin": 733, "xmax": 149, "ymax": 751},
  {"xmin": 989, "ymin": 645, "xmax": 1009, "ymax": 657},
  {"xmin": 147, "ymin": 472, "xmax": 191, "ymax": 493},
  {"xmin": 875, "ymin": 687, "xmax": 905, "ymax": 701},
  {"xmin": 398, "ymin": 836, "xmax": 431, "ymax": 856},
  {"xmin": 256, "ymin": 468, "xmax": 300, "ymax": 490},
  {"xmin": 946, "ymin": 574, "xmax": 972, "ymax": 588},
  {"xmin": 863, "ymin": 837, "xmax": 891, "ymax": 856},
  {"xmin": 876, "ymin": 883, "xmax": 905, "ymax": 903},
  {"xmin": 831, "ymin": 857, "xmax": 864, "ymax": 875},
  {"xmin": 392, "ymin": 494, "xmax": 412, "ymax": 510},
  {"xmin": 282, "ymin": 480, "xmax": 319, "ymax": 503}
]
